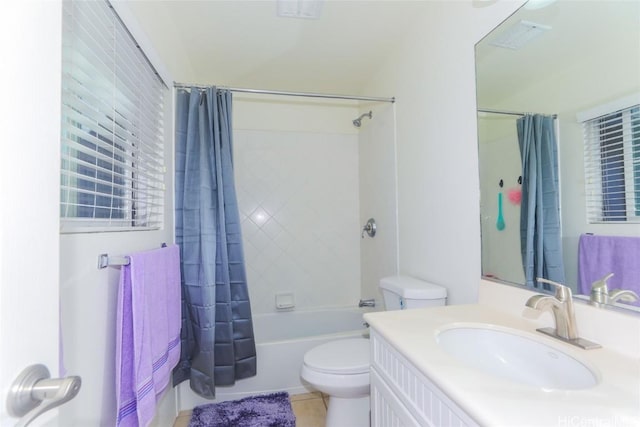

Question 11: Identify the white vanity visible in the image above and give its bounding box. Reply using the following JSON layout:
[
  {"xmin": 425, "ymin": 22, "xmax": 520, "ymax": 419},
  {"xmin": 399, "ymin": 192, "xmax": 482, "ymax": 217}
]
[
  {"xmin": 369, "ymin": 328, "xmax": 477, "ymax": 426},
  {"xmin": 363, "ymin": 280, "xmax": 640, "ymax": 426}
]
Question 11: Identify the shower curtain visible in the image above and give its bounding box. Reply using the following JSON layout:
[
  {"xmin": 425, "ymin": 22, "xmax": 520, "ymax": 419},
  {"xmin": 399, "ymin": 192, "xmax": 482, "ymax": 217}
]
[
  {"xmin": 173, "ymin": 87, "xmax": 256, "ymax": 398},
  {"xmin": 517, "ymin": 114, "xmax": 565, "ymax": 289}
]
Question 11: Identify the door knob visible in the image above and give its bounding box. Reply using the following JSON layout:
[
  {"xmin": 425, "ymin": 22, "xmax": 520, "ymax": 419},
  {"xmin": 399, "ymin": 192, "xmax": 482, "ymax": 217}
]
[{"xmin": 6, "ymin": 364, "xmax": 81, "ymax": 427}]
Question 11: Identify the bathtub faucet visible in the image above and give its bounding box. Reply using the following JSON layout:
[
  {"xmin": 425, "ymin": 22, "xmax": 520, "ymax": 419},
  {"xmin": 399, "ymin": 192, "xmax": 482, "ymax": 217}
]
[{"xmin": 358, "ymin": 298, "xmax": 376, "ymax": 308}]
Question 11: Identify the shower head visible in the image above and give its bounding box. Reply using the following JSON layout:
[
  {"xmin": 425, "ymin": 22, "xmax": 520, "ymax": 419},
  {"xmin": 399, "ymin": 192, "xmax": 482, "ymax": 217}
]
[{"xmin": 352, "ymin": 111, "xmax": 373, "ymax": 127}]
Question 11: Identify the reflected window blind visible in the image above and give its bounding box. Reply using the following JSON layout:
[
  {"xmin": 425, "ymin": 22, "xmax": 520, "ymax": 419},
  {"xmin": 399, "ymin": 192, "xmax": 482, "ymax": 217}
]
[
  {"xmin": 583, "ymin": 105, "xmax": 640, "ymax": 223},
  {"xmin": 61, "ymin": 0, "xmax": 165, "ymax": 232}
]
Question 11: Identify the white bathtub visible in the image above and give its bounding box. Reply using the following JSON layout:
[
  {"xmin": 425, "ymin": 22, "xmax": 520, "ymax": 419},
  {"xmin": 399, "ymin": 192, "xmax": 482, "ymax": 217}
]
[{"xmin": 177, "ymin": 307, "xmax": 370, "ymax": 409}]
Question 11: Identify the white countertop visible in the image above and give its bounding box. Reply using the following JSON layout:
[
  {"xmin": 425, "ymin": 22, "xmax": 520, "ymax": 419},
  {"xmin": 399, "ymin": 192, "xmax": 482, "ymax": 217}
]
[{"xmin": 364, "ymin": 304, "xmax": 640, "ymax": 427}]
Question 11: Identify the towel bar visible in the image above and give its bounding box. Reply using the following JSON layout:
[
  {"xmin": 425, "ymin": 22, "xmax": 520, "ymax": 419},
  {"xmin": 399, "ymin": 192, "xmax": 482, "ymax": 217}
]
[
  {"xmin": 98, "ymin": 254, "xmax": 130, "ymax": 269},
  {"xmin": 97, "ymin": 243, "xmax": 168, "ymax": 269}
]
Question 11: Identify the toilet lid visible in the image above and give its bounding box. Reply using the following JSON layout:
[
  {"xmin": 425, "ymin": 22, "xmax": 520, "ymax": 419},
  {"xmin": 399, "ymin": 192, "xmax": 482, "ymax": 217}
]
[{"xmin": 304, "ymin": 338, "xmax": 370, "ymax": 375}]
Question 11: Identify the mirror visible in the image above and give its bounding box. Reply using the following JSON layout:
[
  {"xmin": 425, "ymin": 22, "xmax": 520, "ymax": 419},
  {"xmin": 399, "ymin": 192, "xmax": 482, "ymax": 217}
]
[{"xmin": 476, "ymin": 0, "xmax": 640, "ymax": 310}]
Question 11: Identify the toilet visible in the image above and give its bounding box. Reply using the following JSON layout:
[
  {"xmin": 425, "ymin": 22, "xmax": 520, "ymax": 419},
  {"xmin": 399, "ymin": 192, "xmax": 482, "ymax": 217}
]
[{"xmin": 300, "ymin": 276, "xmax": 447, "ymax": 427}]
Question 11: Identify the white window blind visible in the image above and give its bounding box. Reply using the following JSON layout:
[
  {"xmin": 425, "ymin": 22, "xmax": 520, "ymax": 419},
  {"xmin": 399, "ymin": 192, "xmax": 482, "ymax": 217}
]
[
  {"xmin": 61, "ymin": 0, "xmax": 166, "ymax": 232},
  {"xmin": 582, "ymin": 104, "xmax": 640, "ymax": 223}
]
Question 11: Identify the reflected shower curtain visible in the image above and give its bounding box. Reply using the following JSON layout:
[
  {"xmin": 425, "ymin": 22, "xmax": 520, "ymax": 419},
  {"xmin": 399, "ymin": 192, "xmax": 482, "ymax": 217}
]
[
  {"xmin": 517, "ymin": 114, "xmax": 565, "ymax": 288},
  {"xmin": 173, "ymin": 87, "xmax": 256, "ymax": 398}
]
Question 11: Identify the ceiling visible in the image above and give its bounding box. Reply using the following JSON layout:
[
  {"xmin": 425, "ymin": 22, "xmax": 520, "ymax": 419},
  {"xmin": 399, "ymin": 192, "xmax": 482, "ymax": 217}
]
[
  {"xmin": 125, "ymin": 0, "xmax": 640, "ymax": 107},
  {"xmin": 126, "ymin": 0, "xmax": 432, "ymax": 95},
  {"xmin": 476, "ymin": 0, "xmax": 640, "ymax": 111}
]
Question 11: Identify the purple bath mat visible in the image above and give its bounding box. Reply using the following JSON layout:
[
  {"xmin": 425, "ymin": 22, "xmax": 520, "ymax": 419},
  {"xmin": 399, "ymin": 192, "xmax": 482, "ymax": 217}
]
[{"xmin": 188, "ymin": 391, "xmax": 296, "ymax": 427}]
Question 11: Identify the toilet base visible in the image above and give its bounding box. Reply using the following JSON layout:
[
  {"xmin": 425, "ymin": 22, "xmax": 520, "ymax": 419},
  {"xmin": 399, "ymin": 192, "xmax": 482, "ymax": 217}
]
[{"xmin": 326, "ymin": 395, "xmax": 370, "ymax": 427}]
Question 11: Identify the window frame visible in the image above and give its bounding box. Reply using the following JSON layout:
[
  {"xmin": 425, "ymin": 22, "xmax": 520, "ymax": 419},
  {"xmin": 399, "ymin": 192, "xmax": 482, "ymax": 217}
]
[
  {"xmin": 60, "ymin": 0, "xmax": 168, "ymax": 234},
  {"xmin": 580, "ymin": 96, "xmax": 640, "ymax": 224}
]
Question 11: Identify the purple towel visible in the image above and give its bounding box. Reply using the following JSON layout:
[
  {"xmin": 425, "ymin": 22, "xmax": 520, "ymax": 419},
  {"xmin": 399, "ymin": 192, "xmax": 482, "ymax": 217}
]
[
  {"xmin": 578, "ymin": 234, "xmax": 640, "ymax": 305},
  {"xmin": 116, "ymin": 244, "xmax": 181, "ymax": 427}
]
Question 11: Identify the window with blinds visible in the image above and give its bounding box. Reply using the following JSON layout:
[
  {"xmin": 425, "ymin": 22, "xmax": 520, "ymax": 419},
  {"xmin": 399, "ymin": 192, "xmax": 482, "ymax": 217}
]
[
  {"xmin": 583, "ymin": 104, "xmax": 640, "ymax": 223},
  {"xmin": 60, "ymin": 0, "xmax": 166, "ymax": 232}
]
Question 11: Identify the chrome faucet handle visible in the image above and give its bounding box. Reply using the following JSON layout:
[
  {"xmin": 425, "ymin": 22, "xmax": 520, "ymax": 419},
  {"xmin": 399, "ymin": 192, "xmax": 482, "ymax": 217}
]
[
  {"xmin": 528, "ymin": 277, "xmax": 600, "ymax": 349},
  {"xmin": 591, "ymin": 273, "xmax": 614, "ymax": 293},
  {"xmin": 588, "ymin": 273, "xmax": 639, "ymax": 306},
  {"xmin": 361, "ymin": 218, "xmax": 376, "ymax": 239},
  {"xmin": 608, "ymin": 289, "xmax": 640, "ymax": 304},
  {"xmin": 526, "ymin": 278, "xmax": 600, "ymax": 349},
  {"xmin": 590, "ymin": 273, "xmax": 614, "ymax": 305},
  {"xmin": 536, "ymin": 277, "xmax": 572, "ymax": 302}
]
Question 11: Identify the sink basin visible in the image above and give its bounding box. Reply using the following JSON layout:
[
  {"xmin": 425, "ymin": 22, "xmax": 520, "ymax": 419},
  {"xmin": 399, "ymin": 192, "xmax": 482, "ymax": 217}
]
[{"xmin": 437, "ymin": 327, "xmax": 598, "ymax": 390}]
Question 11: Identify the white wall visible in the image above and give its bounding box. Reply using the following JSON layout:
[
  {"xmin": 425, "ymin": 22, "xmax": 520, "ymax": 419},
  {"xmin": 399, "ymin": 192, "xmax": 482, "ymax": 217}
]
[
  {"xmin": 58, "ymin": 96, "xmax": 175, "ymax": 426},
  {"xmin": 233, "ymin": 95, "xmax": 362, "ymax": 313},
  {"xmin": 478, "ymin": 115, "xmax": 524, "ymax": 284},
  {"xmin": 57, "ymin": 3, "xmax": 183, "ymax": 425},
  {"xmin": 361, "ymin": 1, "xmax": 525, "ymax": 305},
  {"xmin": 358, "ymin": 103, "xmax": 399, "ymax": 303}
]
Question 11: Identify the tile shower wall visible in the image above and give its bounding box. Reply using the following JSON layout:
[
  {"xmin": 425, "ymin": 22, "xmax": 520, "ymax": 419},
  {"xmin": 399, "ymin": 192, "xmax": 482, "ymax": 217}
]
[
  {"xmin": 233, "ymin": 97, "xmax": 362, "ymax": 314},
  {"xmin": 358, "ymin": 103, "xmax": 399, "ymax": 302}
]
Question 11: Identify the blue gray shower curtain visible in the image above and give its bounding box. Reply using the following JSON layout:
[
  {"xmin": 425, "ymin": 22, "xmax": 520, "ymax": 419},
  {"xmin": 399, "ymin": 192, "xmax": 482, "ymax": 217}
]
[
  {"xmin": 517, "ymin": 114, "xmax": 565, "ymax": 289},
  {"xmin": 173, "ymin": 87, "xmax": 256, "ymax": 398}
]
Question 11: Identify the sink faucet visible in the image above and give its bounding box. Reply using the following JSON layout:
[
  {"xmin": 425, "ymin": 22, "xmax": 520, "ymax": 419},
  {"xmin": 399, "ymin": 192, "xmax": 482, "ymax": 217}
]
[
  {"xmin": 526, "ymin": 278, "xmax": 578, "ymax": 340},
  {"xmin": 590, "ymin": 273, "xmax": 639, "ymax": 306},
  {"xmin": 525, "ymin": 278, "xmax": 600, "ymax": 350},
  {"xmin": 608, "ymin": 289, "xmax": 640, "ymax": 304}
]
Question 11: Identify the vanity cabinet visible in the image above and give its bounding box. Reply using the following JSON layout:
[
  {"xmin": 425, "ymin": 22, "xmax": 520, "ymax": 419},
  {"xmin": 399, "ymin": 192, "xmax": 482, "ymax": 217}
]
[
  {"xmin": 366, "ymin": 300, "xmax": 640, "ymax": 426},
  {"xmin": 370, "ymin": 329, "xmax": 478, "ymax": 427}
]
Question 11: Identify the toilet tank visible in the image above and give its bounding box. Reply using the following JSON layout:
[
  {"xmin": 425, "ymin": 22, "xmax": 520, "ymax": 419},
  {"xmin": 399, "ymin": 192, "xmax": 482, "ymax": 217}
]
[{"xmin": 379, "ymin": 276, "xmax": 447, "ymax": 310}]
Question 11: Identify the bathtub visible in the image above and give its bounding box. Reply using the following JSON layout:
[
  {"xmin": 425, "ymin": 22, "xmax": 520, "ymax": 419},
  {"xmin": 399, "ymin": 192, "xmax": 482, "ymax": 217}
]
[{"xmin": 177, "ymin": 307, "xmax": 370, "ymax": 409}]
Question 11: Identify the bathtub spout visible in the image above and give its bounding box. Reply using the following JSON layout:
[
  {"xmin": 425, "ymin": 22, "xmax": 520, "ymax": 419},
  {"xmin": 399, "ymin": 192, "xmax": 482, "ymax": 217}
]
[{"xmin": 358, "ymin": 299, "xmax": 375, "ymax": 308}]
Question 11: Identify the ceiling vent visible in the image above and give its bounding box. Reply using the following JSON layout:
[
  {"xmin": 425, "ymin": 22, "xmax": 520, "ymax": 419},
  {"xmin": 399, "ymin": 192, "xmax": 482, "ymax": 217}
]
[
  {"xmin": 490, "ymin": 20, "xmax": 551, "ymax": 50},
  {"xmin": 277, "ymin": 0, "xmax": 324, "ymax": 19}
]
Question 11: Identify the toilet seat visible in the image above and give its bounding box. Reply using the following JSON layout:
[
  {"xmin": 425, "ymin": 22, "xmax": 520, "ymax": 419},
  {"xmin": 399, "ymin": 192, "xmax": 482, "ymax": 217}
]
[{"xmin": 303, "ymin": 338, "xmax": 369, "ymax": 375}]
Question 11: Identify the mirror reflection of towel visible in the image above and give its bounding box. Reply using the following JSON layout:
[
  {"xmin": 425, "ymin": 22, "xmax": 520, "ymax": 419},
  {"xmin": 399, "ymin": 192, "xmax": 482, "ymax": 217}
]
[{"xmin": 578, "ymin": 234, "xmax": 640, "ymax": 306}]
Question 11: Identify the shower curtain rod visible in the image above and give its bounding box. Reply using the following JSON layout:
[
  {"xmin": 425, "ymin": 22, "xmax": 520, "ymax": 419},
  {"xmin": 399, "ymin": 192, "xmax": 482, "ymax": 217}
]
[
  {"xmin": 478, "ymin": 108, "xmax": 557, "ymax": 119},
  {"xmin": 173, "ymin": 82, "xmax": 396, "ymax": 103}
]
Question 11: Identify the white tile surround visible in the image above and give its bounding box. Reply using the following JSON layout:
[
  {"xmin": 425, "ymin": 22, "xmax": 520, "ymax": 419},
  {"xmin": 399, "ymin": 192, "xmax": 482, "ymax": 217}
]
[
  {"xmin": 234, "ymin": 128, "xmax": 361, "ymax": 314},
  {"xmin": 231, "ymin": 94, "xmax": 398, "ymax": 315},
  {"xmin": 358, "ymin": 103, "xmax": 399, "ymax": 303}
]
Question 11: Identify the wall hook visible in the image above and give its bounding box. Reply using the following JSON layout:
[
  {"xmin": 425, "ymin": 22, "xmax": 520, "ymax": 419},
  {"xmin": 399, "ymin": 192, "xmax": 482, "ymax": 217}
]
[
  {"xmin": 499, "ymin": 179, "xmax": 504, "ymax": 188},
  {"xmin": 518, "ymin": 176, "xmax": 522, "ymax": 185}
]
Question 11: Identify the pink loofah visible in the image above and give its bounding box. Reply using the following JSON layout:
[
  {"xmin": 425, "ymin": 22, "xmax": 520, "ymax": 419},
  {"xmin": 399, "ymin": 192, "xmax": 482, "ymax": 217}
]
[{"xmin": 507, "ymin": 187, "xmax": 522, "ymax": 205}]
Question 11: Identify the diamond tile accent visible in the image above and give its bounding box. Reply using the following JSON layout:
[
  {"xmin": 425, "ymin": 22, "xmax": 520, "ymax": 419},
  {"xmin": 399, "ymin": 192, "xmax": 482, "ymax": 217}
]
[
  {"xmin": 248, "ymin": 207, "xmax": 270, "ymax": 227},
  {"xmin": 261, "ymin": 217, "xmax": 284, "ymax": 240}
]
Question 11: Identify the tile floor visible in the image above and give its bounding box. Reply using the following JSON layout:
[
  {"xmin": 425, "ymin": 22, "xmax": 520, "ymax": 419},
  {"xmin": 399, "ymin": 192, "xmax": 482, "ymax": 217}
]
[{"xmin": 172, "ymin": 392, "xmax": 328, "ymax": 427}]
